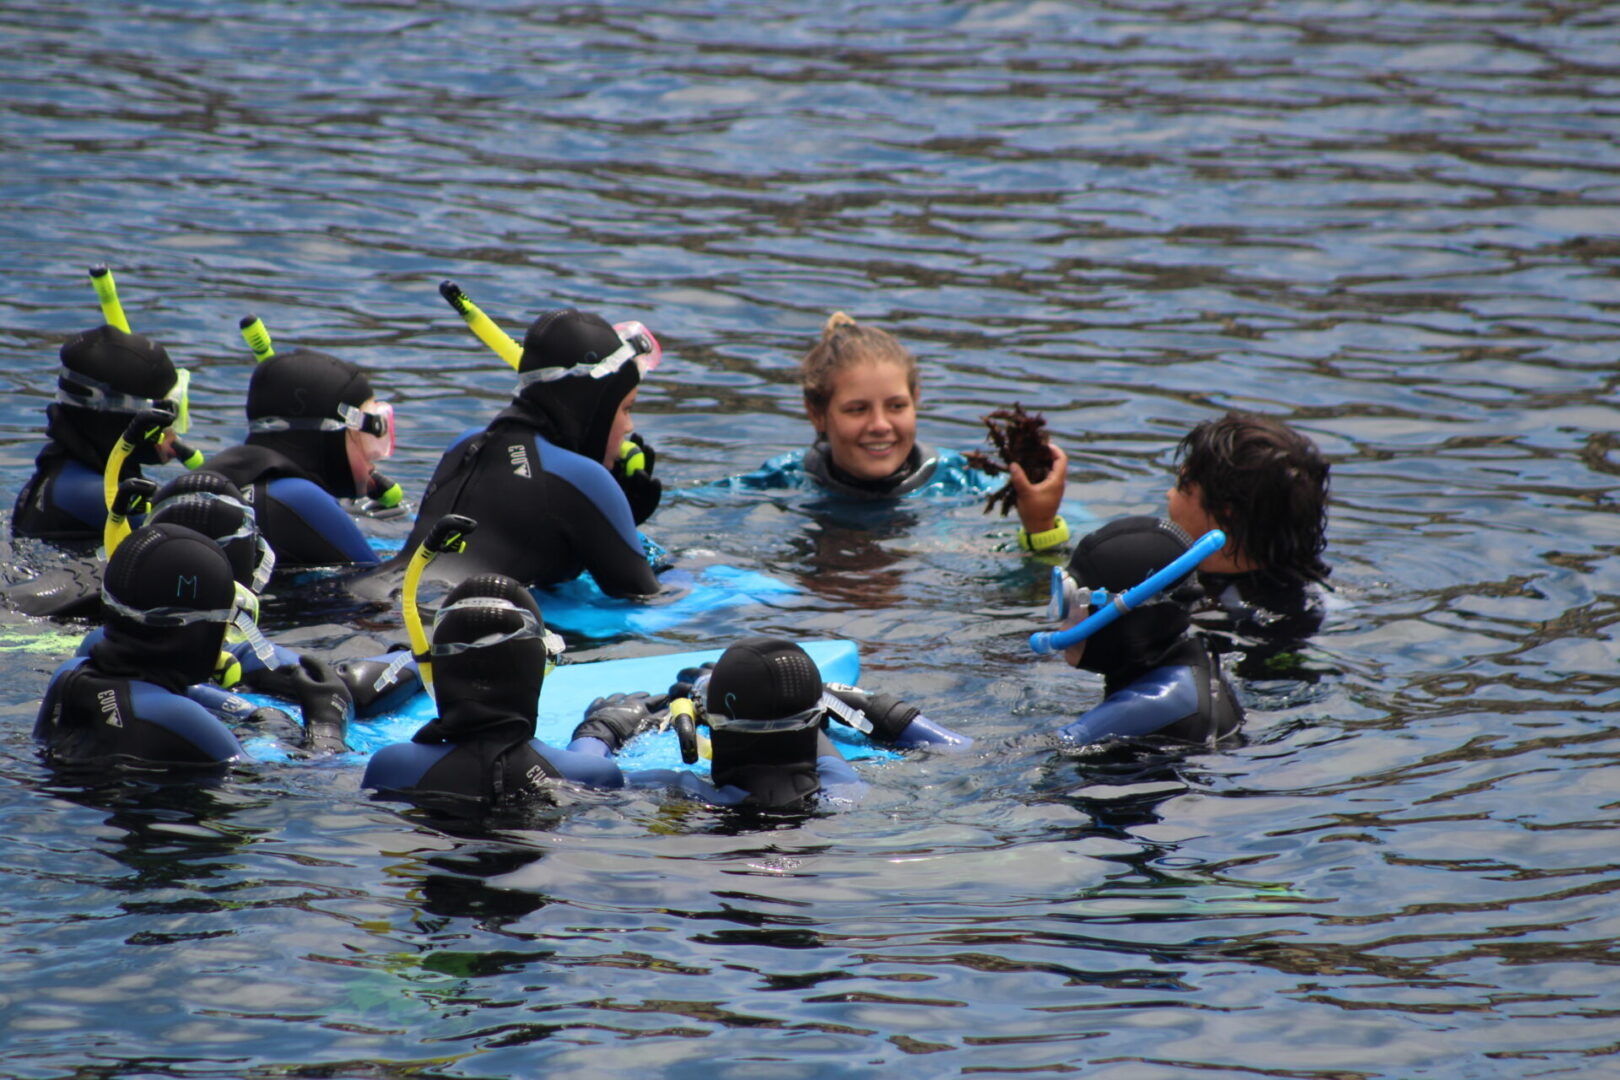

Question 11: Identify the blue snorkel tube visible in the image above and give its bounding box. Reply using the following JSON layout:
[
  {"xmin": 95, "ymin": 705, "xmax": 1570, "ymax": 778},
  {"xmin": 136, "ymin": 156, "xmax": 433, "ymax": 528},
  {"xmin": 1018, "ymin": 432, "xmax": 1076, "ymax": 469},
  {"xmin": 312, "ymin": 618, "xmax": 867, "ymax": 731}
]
[{"xmin": 1028, "ymin": 528, "xmax": 1227, "ymax": 656}]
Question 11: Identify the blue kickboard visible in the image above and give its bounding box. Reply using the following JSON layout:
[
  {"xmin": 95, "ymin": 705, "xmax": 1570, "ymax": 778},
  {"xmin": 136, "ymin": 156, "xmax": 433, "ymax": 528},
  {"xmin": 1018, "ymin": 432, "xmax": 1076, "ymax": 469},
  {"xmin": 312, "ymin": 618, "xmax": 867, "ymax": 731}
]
[
  {"xmin": 533, "ymin": 564, "xmax": 799, "ymax": 639},
  {"xmin": 240, "ymin": 639, "xmax": 887, "ymax": 771}
]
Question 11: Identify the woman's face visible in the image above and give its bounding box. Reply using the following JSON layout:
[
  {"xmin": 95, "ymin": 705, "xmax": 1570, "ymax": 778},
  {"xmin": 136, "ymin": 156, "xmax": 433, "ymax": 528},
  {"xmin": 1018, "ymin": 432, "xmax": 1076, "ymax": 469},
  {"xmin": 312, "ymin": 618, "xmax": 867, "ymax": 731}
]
[
  {"xmin": 808, "ymin": 360, "xmax": 917, "ymax": 481},
  {"xmin": 604, "ymin": 388, "xmax": 639, "ymax": 469}
]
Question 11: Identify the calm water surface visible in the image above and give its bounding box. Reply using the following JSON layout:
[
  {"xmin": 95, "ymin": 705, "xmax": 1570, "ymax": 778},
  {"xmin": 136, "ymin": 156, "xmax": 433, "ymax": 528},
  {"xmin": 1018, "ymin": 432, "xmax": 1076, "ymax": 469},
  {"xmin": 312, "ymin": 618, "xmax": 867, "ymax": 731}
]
[{"xmin": 2, "ymin": 2, "xmax": 1618, "ymax": 1077}]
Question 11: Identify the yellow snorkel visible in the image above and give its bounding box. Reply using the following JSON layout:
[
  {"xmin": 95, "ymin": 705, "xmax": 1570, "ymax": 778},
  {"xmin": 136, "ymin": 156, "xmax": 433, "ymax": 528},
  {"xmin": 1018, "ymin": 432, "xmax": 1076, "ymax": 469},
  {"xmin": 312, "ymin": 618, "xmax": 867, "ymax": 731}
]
[
  {"xmin": 403, "ymin": 514, "xmax": 477, "ymax": 698},
  {"xmin": 102, "ymin": 406, "xmax": 176, "ymax": 545},
  {"xmin": 238, "ymin": 314, "xmax": 276, "ymax": 363},
  {"xmin": 88, "ymin": 264, "xmax": 131, "ymax": 334},
  {"xmin": 438, "ymin": 280, "xmax": 522, "ymax": 370},
  {"xmin": 87, "ymin": 266, "xmax": 203, "ymax": 470}
]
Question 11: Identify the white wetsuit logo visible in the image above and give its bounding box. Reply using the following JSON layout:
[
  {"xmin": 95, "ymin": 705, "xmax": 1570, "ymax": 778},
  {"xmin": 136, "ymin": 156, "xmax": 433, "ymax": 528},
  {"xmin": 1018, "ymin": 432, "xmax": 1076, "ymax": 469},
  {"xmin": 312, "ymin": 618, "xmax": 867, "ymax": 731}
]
[
  {"xmin": 508, "ymin": 444, "xmax": 532, "ymax": 479},
  {"xmin": 97, "ymin": 688, "xmax": 124, "ymax": 728}
]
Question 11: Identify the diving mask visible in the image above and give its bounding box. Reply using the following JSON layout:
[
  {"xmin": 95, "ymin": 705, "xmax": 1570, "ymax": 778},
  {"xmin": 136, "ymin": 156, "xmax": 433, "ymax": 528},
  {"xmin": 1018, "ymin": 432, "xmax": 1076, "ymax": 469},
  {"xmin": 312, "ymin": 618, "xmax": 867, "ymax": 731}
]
[
  {"xmin": 59, "ymin": 367, "xmax": 191, "ymax": 434},
  {"xmin": 516, "ymin": 320, "xmax": 662, "ymax": 389}
]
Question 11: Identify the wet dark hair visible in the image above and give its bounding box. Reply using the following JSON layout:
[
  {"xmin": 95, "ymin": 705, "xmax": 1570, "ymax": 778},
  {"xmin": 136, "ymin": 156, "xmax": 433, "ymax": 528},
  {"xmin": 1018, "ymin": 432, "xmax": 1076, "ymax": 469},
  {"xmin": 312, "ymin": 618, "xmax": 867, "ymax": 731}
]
[
  {"xmin": 800, "ymin": 312, "xmax": 919, "ymax": 421},
  {"xmin": 1174, "ymin": 412, "xmax": 1330, "ymax": 583}
]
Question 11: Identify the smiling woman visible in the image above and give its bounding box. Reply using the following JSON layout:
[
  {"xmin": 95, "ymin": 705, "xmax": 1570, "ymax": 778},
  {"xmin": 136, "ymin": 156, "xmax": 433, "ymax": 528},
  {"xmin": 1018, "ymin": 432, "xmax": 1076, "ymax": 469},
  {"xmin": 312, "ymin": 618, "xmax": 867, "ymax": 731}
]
[{"xmin": 720, "ymin": 311, "xmax": 1001, "ymax": 501}]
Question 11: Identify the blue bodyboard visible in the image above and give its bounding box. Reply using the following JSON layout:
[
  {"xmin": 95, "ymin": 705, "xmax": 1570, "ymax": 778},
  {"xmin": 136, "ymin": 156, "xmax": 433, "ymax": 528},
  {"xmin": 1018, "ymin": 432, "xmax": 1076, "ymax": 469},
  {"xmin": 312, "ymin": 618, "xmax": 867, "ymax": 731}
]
[
  {"xmin": 240, "ymin": 638, "xmax": 887, "ymax": 770},
  {"xmin": 532, "ymin": 564, "xmax": 799, "ymax": 639}
]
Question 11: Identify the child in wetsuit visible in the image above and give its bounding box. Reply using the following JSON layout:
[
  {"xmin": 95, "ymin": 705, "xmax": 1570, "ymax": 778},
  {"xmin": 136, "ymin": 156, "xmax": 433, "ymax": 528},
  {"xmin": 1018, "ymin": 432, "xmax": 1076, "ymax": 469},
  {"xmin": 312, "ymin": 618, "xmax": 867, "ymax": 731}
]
[
  {"xmin": 1165, "ymin": 411, "xmax": 1331, "ymax": 643},
  {"xmin": 384, "ymin": 309, "xmax": 664, "ymax": 599},
  {"xmin": 73, "ymin": 470, "xmax": 377, "ymax": 741},
  {"xmin": 1044, "ymin": 515, "xmax": 1243, "ymax": 748},
  {"xmin": 35, "ymin": 523, "xmax": 252, "ymax": 769},
  {"xmin": 12, "ymin": 322, "xmax": 193, "ymax": 543},
  {"xmin": 361, "ymin": 580, "xmax": 968, "ymax": 811},
  {"xmin": 204, "ymin": 343, "xmax": 398, "ymax": 571}
]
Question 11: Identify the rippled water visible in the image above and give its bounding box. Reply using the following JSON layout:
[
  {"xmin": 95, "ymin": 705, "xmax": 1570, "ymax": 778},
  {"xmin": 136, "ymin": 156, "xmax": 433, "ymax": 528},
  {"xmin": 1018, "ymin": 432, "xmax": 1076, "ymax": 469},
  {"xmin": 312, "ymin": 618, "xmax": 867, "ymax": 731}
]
[{"xmin": 3, "ymin": 1, "xmax": 1619, "ymax": 1076}]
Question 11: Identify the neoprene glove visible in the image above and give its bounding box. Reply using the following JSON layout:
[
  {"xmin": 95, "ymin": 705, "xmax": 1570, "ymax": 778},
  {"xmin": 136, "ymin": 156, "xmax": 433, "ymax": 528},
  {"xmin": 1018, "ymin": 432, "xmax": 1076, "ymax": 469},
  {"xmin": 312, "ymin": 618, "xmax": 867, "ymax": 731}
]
[
  {"xmin": 573, "ymin": 691, "xmax": 658, "ymax": 752},
  {"xmin": 824, "ymin": 685, "xmax": 922, "ymax": 743},
  {"xmin": 281, "ymin": 656, "xmax": 353, "ymax": 753},
  {"xmin": 612, "ymin": 433, "xmax": 663, "ymax": 525}
]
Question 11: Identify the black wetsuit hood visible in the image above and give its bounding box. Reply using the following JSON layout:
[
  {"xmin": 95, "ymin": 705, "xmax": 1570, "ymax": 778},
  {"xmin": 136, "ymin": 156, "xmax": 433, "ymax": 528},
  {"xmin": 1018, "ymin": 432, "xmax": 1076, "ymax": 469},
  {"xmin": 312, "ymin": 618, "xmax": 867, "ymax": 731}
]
[
  {"xmin": 513, "ymin": 309, "xmax": 642, "ymax": 470},
  {"xmin": 242, "ymin": 348, "xmax": 374, "ymax": 498},
  {"xmin": 704, "ymin": 636, "xmax": 827, "ymax": 810},
  {"xmin": 90, "ymin": 522, "xmax": 236, "ymax": 692},
  {"xmin": 411, "ymin": 575, "xmax": 549, "ymax": 802},
  {"xmin": 40, "ymin": 324, "xmax": 180, "ymax": 473},
  {"xmin": 801, "ymin": 439, "xmax": 939, "ymax": 499}
]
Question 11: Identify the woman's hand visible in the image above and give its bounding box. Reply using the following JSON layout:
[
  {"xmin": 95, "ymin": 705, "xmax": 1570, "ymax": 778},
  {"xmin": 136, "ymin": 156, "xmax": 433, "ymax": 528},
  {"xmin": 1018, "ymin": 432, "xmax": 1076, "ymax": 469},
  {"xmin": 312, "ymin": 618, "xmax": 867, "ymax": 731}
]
[{"xmin": 1011, "ymin": 441, "xmax": 1068, "ymax": 535}]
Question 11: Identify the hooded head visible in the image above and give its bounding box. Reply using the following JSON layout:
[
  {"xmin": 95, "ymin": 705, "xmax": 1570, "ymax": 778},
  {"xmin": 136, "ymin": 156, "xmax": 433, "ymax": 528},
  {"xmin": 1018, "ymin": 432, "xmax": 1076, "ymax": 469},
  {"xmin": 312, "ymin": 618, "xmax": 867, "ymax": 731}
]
[
  {"xmin": 421, "ymin": 574, "xmax": 549, "ymax": 742},
  {"xmin": 146, "ymin": 470, "xmax": 275, "ymax": 593},
  {"xmin": 244, "ymin": 348, "xmax": 377, "ymax": 497},
  {"xmin": 514, "ymin": 309, "xmax": 647, "ymax": 468},
  {"xmin": 92, "ymin": 522, "xmax": 238, "ymax": 691},
  {"xmin": 704, "ymin": 637, "xmax": 826, "ymax": 809},
  {"xmin": 1065, "ymin": 516, "xmax": 1196, "ymax": 685},
  {"xmin": 49, "ymin": 325, "xmax": 183, "ymax": 466}
]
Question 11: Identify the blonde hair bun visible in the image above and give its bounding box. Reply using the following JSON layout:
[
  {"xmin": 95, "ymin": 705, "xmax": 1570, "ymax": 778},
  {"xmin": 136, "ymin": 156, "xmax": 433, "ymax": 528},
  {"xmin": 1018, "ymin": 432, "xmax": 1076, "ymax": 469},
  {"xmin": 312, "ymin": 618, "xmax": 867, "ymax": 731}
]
[{"xmin": 822, "ymin": 311, "xmax": 858, "ymax": 337}]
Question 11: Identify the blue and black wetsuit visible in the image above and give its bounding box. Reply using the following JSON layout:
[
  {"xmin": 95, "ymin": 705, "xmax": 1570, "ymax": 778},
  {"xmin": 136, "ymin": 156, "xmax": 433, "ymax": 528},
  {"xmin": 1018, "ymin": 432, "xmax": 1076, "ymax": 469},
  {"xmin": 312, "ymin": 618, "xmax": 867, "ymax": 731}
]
[
  {"xmin": 395, "ymin": 412, "xmax": 659, "ymax": 597},
  {"xmin": 365, "ymin": 725, "xmax": 878, "ymax": 808},
  {"xmin": 205, "ymin": 445, "xmax": 378, "ymax": 569},
  {"xmin": 35, "ymin": 657, "xmax": 243, "ymax": 768},
  {"xmin": 34, "ymin": 521, "xmax": 246, "ymax": 770},
  {"xmin": 1057, "ymin": 637, "xmax": 1243, "ymax": 748}
]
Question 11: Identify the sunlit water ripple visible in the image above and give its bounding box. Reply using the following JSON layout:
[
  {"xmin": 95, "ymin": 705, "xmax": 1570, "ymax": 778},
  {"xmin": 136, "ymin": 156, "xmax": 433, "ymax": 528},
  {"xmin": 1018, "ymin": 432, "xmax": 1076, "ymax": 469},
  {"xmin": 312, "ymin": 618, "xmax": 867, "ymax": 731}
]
[{"xmin": 1, "ymin": 1, "xmax": 1618, "ymax": 1076}]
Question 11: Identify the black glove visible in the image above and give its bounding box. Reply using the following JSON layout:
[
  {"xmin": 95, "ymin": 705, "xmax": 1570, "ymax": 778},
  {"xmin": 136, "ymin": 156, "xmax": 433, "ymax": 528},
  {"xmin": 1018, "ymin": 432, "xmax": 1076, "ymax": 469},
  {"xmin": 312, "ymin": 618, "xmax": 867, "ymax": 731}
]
[
  {"xmin": 824, "ymin": 685, "xmax": 922, "ymax": 743},
  {"xmin": 612, "ymin": 433, "xmax": 662, "ymax": 525},
  {"xmin": 274, "ymin": 656, "xmax": 353, "ymax": 753},
  {"xmin": 333, "ymin": 650, "xmax": 421, "ymax": 717},
  {"xmin": 667, "ymin": 662, "xmax": 716, "ymax": 704},
  {"xmin": 572, "ymin": 691, "xmax": 658, "ymax": 752}
]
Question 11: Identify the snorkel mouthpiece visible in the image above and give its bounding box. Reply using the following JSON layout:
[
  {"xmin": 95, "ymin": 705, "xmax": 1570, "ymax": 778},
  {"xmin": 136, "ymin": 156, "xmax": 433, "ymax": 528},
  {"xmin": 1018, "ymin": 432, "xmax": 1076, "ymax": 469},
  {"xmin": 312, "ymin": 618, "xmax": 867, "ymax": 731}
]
[
  {"xmin": 1028, "ymin": 528, "xmax": 1226, "ymax": 655},
  {"xmin": 89, "ymin": 264, "xmax": 131, "ymax": 333},
  {"xmin": 439, "ymin": 279, "xmax": 523, "ymax": 370}
]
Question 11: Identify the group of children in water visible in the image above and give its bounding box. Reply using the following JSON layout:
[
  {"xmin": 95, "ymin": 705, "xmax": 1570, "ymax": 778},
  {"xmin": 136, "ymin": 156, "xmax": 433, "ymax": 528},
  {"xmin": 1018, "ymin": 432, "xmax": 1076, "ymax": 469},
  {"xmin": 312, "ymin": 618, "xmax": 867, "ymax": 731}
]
[{"xmin": 11, "ymin": 269, "xmax": 1332, "ymax": 813}]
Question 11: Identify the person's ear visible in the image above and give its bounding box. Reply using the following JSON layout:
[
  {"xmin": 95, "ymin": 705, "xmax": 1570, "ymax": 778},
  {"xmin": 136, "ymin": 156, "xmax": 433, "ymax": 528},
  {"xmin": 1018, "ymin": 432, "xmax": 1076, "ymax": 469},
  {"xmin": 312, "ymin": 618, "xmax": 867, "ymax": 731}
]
[{"xmin": 805, "ymin": 399, "xmax": 826, "ymax": 436}]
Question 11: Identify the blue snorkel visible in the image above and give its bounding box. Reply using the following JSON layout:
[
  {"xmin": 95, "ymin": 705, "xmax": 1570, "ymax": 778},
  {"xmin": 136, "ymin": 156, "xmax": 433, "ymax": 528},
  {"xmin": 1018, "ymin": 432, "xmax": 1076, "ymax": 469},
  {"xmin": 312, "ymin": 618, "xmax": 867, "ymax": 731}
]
[{"xmin": 1028, "ymin": 528, "xmax": 1226, "ymax": 656}]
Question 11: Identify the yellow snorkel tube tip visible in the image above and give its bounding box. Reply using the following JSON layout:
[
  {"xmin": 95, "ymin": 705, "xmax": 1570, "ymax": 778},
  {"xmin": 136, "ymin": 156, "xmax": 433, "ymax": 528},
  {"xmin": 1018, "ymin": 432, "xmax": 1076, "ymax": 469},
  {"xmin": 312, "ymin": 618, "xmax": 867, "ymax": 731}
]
[
  {"xmin": 439, "ymin": 279, "xmax": 523, "ymax": 370},
  {"xmin": 88, "ymin": 264, "xmax": 131, "ymax": 334},
  {"xmin": 239, "ymin": 314, "xmax": 276, "ymax": 363},
  {"xmin": 402, "ymin": 514, "xmax": 478, "ymax": 696}
]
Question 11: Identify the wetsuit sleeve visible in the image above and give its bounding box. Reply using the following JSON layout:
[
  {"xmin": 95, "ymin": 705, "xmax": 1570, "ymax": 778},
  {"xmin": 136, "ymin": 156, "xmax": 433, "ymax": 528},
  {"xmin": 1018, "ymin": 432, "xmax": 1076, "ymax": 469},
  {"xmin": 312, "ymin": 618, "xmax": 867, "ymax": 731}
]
[
  {"xmin": 363, "ymin": 742, "xmax": 453, "ymax": 792},
  {"xmin": 545, "ymin": 452, "xmax": 661, "ymax": 598},
  {"xmin": 1056, "ymin": 666, "xmax": 1200, "ymax": 746},
  {"xmin": 185, "ymin": 682, "xmax": 269, "ymax": 724},
  {"xmin": 815, "ymin": 753, "xmax": 868, "ymax": 803},
  {"xmin": 892, "ymin": 714, "xmax": 974, "ymax": 749},
  {"xmin": 261, "ymin": 477, "xmax": 380, "ymax": 567}
]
